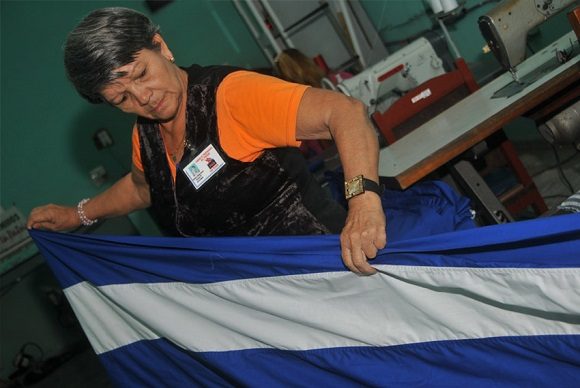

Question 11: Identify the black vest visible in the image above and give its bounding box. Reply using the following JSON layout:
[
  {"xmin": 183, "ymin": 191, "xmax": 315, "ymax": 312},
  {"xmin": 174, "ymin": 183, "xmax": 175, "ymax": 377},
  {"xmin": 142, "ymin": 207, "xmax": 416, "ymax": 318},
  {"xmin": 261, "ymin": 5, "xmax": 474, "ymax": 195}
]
[{"xmin": 137, "ymin": 65, "xmax": 345, "ymax": 237}]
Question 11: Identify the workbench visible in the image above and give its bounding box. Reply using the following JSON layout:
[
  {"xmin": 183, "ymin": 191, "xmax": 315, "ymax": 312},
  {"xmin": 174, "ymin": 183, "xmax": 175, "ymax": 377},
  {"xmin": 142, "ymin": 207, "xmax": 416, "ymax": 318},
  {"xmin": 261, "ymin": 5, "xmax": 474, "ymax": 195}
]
[{"xmin": 378, "ymin": 31, "xmax": 580, "ymax": 193}]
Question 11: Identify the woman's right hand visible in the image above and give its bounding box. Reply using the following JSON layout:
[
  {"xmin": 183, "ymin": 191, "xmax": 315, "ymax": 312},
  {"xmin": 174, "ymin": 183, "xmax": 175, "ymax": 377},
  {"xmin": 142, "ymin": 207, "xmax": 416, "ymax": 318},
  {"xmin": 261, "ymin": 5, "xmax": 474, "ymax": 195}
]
[{"xmin": 27, "ymin": 204, "xmax": 81, "ymax": 231}]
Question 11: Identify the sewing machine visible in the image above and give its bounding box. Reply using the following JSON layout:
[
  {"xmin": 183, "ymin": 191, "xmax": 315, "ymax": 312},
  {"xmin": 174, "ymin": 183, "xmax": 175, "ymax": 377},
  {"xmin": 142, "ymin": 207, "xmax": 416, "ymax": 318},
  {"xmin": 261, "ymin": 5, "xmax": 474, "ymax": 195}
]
[
  {"xmin": 377, "ymin": 31, "xmax": 579, "ymax": 222},
  {"xmin": 331, "ymin": 37, "xmax": 446, "ymax": 111},
  {"xmin": 478, "ymin": 0, "xmax": 576, "ymax": 79}
]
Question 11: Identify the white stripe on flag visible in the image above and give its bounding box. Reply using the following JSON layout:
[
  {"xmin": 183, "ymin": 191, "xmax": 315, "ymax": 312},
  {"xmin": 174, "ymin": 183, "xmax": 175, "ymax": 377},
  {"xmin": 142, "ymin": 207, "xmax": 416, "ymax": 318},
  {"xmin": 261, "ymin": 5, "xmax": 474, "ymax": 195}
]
[{"xmin": 65, "ymin": 265, "xmax": 580, "ymax": 355}]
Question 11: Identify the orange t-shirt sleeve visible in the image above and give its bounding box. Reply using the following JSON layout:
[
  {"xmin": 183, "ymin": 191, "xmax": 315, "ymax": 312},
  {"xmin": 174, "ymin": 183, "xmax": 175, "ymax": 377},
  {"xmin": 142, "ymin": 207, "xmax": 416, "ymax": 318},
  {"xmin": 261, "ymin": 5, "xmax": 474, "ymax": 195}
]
[{"xmin": 216, "ymin": 71, "xmax": 308, "ymax": 162}]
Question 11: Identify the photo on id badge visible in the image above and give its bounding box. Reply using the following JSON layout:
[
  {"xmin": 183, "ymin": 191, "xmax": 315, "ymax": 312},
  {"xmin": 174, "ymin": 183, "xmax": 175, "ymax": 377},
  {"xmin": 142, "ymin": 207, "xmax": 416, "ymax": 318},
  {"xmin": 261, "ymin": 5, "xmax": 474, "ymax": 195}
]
[{"xmin": 183, "ymin": 143, "xmax": 226, "ymax": 190}]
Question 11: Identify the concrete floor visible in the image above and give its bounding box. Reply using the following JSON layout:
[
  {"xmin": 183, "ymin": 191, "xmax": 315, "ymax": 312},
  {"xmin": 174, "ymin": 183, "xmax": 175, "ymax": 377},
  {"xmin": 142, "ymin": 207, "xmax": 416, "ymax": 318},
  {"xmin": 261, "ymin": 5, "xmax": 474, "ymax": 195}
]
[
  {"xmin": 27, "ymin": 348, "xmax": 112, "ymax": 388},
  {"xmin": 514, "ymin": 141, "xmax": 580, "ymax": 211}
]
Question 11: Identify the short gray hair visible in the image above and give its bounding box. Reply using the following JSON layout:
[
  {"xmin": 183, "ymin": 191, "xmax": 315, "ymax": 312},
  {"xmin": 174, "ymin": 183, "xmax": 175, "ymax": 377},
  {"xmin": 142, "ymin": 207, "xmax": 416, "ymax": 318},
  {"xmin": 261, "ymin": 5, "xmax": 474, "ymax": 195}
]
[{"xmin": 64, "ymin": 7, "xmax": 160, "ymax": 103}]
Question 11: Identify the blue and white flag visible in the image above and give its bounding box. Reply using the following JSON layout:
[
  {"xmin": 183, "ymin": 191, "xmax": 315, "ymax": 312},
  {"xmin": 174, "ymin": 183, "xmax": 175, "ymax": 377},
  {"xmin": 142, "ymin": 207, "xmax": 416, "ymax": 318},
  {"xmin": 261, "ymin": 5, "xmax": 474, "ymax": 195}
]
[{"xmin": 30, "ymin": 213, "xmax": 580, "ymax": 387}]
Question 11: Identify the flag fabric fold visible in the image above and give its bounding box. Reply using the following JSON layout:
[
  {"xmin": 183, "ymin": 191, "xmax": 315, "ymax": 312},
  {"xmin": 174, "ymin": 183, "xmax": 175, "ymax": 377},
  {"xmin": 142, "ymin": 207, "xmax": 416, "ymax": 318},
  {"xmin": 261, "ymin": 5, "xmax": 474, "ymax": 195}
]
[{"xmin": 30, "ymin": 213, "xmax": 580, "ymax": 387}]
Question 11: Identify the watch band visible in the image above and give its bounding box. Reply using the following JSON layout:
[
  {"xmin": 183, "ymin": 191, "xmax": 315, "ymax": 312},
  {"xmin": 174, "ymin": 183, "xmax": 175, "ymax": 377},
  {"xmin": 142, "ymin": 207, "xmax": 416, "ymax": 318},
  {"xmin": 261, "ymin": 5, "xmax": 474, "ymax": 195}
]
[{"xmin": 361, "ymin": 178, "xmax": 382, "ymax": 196}]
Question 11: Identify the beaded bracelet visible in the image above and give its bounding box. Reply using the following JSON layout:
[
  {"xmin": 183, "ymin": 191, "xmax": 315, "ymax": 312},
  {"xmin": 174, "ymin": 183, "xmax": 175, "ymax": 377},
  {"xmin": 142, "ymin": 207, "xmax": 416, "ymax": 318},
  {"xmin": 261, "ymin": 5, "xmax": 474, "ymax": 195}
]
[{"xmin": 77, "ymin": 198, "xmax": 98, "ymax": 226}]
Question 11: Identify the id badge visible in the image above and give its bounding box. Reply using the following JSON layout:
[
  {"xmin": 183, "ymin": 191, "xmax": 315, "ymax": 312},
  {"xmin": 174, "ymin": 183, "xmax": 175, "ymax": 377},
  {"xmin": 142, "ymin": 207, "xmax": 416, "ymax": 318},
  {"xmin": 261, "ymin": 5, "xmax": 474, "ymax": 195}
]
[{"xmin": 182, "ymin": 143, "xmax": 226, "ymax": 190}]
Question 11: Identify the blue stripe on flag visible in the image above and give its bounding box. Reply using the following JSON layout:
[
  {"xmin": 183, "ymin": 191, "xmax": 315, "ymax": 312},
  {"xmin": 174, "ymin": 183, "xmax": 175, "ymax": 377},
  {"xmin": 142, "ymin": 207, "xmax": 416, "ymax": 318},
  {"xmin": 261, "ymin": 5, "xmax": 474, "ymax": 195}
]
[
  {"xmin": 30, "ymin": 213, "xmax": 580, "ymax": 288},
  {"xmin": 98, "ymin": 335, "xmax": 580, "ymax": 387}
]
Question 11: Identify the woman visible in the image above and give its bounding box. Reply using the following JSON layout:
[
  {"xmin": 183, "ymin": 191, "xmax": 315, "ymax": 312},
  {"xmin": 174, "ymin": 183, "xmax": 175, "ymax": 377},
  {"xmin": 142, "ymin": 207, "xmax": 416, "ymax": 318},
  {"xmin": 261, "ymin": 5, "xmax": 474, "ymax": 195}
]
[
  {"xmin": 27, "ymin": 7, "xmax": 386, "ymax": 275},
  {"xmin": 274, "ymin": 48, "xmax": 326, "ymax": 87}
]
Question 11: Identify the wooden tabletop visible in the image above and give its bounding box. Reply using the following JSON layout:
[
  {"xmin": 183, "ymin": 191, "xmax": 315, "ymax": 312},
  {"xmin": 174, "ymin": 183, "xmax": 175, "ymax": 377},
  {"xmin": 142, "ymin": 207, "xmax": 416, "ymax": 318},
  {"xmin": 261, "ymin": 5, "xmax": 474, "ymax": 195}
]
[{"xmin": 378, "ymin": 31, "xmax": 580, "ymax": 190}]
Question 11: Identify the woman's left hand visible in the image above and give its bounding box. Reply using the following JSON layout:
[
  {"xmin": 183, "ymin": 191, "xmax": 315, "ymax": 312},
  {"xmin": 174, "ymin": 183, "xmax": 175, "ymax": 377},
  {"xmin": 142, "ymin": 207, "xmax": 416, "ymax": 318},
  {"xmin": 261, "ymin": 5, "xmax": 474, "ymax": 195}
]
[{"xmin": 340, "ymin": 193, "xmax": 386, "ymax": 275}]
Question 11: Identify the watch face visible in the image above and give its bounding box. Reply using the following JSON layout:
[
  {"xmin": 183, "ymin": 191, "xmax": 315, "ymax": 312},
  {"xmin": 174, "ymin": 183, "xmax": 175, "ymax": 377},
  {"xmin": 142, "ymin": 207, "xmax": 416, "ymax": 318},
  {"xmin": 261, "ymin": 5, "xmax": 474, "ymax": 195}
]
[{"xmin": 345, "ymin": 176, "xmax": 364, "ymax": 199}]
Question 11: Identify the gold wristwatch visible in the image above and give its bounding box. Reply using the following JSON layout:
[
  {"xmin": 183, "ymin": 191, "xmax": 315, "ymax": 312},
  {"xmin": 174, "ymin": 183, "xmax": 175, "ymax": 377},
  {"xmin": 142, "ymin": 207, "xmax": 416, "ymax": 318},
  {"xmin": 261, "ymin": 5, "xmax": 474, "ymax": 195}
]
[{"xmin": 344, "ymin": 175, "xmax": 383, "ymax": 200}]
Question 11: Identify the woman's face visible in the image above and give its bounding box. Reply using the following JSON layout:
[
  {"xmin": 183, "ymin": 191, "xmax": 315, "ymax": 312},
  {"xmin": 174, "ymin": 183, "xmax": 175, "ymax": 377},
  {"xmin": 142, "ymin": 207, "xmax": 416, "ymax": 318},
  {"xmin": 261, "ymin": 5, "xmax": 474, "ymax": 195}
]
[{"xmin": 100, "ymin": 35, "xmax": 186, "ymax": 122}]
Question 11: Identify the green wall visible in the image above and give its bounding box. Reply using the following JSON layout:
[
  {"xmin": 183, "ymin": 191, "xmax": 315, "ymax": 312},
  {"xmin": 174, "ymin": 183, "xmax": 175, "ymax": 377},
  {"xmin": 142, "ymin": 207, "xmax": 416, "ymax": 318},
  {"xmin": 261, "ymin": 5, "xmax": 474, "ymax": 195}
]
[
  {"xmin": 0, "ymin": 0, "xmax": 268, "ymax": 234},
  {"xmin": 1, "ymin": 0, "xmax": 574, "ymax": 234}
]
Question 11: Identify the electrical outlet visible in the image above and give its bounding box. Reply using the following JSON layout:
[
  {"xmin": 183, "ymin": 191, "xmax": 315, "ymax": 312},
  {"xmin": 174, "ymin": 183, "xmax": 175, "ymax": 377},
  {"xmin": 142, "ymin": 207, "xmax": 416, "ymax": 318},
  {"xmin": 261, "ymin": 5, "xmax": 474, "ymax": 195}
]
[
  {"xmin": 93, "ymin": 128, "xmax": 114, "ymax": 149},
  {"xmin": 90, "ymin": 166, "xmax": 107, "ymax": 187}
]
